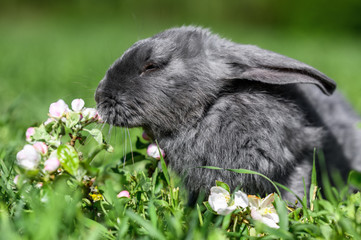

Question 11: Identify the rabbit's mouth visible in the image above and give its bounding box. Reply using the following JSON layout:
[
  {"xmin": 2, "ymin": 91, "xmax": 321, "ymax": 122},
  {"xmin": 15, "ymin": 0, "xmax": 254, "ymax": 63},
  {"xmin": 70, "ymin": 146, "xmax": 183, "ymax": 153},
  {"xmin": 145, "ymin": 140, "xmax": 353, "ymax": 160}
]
[{"xmin": 96, "ymin": 97, "xmax": 145, "ymax": 128}]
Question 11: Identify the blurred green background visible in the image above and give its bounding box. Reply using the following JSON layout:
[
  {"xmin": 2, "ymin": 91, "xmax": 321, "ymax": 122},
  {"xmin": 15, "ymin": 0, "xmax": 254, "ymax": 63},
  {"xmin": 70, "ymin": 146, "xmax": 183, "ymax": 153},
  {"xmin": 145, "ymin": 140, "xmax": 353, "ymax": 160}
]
[{"xmin": 1, "ymin": 0, "xmax": 361, "ymax": 146}]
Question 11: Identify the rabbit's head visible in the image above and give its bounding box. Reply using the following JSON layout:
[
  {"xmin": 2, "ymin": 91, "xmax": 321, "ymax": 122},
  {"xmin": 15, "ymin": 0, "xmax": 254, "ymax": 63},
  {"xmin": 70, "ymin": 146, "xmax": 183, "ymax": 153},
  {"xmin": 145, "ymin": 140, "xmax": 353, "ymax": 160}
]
[{"xmin": 95, "ymin": 26, "xmax": 336, "ymax": 135}]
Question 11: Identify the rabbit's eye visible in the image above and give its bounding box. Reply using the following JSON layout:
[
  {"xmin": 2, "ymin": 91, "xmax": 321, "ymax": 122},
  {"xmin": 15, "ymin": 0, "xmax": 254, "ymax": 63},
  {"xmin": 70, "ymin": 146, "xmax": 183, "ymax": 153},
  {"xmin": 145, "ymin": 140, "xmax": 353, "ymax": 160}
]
[{"xmin": 142, "ymin": 63, "xmax": 159, "ymax": 74}]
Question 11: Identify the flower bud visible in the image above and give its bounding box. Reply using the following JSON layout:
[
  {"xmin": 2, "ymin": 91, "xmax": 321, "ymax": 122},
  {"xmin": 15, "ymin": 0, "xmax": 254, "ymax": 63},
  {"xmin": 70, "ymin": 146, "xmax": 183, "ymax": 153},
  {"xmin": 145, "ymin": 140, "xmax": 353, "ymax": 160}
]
[
  {"xmin": 16, "ymin": 145, "xmax": 41, "ymax": 170},
  {"xmin": 44, "ymin": 118, "xmax": 55, "ymax": 125},
  {"xmin": 13, "ymin": 175, "xmax": 19, "ymax": 184},
  {"xmin": 26, "ymin": 127, "xmax": 35, "ymax": 142},
  {"xmin": 33, "ymin": 142, "xmax": 48, "ymax": 155},
  {"xmin": 49, "ymin": 99, "xmax": 69, "ymax": 118},
  {"xmin": 147, "ymin": 143, "xmax": 165, "ymax": 159},
  {"xmin": 117, "ymin": 190, "xmax": 130, "ymax": 198},
  {"xmin": 71, "ymin": 98, "xmax": 85, "ymax": 112},
  {"xmin": 142, "ymin": 131, "xmax": 151, "ymax": 141},
  {"xmin": 44, "ymin": 156, "xmax": 60, "ymax": 173}
]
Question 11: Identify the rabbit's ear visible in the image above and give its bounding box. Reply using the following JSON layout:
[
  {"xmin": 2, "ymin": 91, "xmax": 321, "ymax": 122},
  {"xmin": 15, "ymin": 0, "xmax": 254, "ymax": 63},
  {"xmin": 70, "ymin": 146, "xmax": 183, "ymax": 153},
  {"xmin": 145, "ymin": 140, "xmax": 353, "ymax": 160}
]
[{"xmin": 224, "ymin": 45, "xmax": 336, "ymax": 95}]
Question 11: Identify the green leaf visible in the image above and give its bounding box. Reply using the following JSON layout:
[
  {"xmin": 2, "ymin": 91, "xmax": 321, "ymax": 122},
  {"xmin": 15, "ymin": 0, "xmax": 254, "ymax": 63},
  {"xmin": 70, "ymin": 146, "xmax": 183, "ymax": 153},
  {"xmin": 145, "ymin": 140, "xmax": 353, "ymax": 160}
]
[
  {"xmin": 66, "ymin": 112, "xmax": 81, "ymax": 129},
  {"xmin": 221, "ymin": 213, "xmax": 232, "ymax": 230},
  {"xmin": 216, "ymin": 180, "xmax": 230, "ymax": 193},
  {"xmin": 82, "ymin": 217, "xmax": 115, "ymax": 240},
  {"xmin": 274, "ymin": 194, "xmax": 289, "ymax": 231},
  {"xmin": 32, "ymin": 125, "xmax": 52, "ymax": 142},
  {"xmin": 126, "ymin": 210, "xmax": 166, "ymax": 240},
  {"xmin": 348, "ymin": 170, "xmax": 361, "ymax": 189},
  {"xmin": 84, "ymin": 128, "xmax": 103, "ymax": 144},
  {"xmin": 57, "ymin": 144, "xmax": 80, "ymax": 176},
  {"xmin": 203, "ymin": 201, "xmax": 217, "ymax": 215}
]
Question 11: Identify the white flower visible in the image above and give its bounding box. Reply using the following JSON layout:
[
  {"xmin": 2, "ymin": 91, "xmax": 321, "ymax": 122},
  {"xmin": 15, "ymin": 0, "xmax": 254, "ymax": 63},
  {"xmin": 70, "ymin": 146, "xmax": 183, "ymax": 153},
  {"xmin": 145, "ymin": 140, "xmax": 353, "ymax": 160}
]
[
  {"xmin": 208, "ymin": 186, "xmax": 248, "ymax": 215},
  {"xmin": 147, "ymin": 143, "xmax": 165, "ymax": 159},
  {"xmin": 16, "ymin": 144, "xmax": 41, "ymax": 170},
  {"xmin": 71, "ymin": 98, "xmax": 85, "ymax": 112},
  {"xmin": 44, "ymin": 156, "xmax": 60, "ymax": 173},
  {"xmin": 33, "ymin": 142, "xmax": 48, "ymax": 155},
  {"xmin": 248, "ymin": 194, "xmax": 280, "ymax": 229},
  {"xmin": 49, "ymin": 99, "xmax": 69, "ymax": 118},
  {"xmin": 82, "ymin": 108, "xmax": 97, "ymax": 120}
]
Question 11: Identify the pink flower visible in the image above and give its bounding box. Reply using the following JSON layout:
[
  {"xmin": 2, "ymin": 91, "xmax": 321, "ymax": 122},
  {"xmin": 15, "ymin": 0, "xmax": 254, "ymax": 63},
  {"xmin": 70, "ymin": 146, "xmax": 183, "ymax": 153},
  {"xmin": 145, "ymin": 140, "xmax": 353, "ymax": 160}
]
[
  {"xmin": 96, "ymin": 112, "xmax": 104, "ymax": 123},
  {"xmin": 147, "ymin": 143, "xmax": 165, "ymax": 159},
  {"xmin": 44, "ymin": 156, "xmax": 60, "ymax": 173},
  {"xmin": 49, "ymin": 99, "xmax": 69, "ymax": 118},
  {"xmin": 71, "ymin": 98, "xmax": 85, "ymax": 112},
  {"xmin": 16, "ymin": 145, "xmax": 41, "ymax": 170},
  {"xmin": 117, "ymin": 190, "xmax": 130, "ymax": 198},
  {"xmin": 33, "ymin": 142, "xmax": 48, "ymax": 155},
  {"xmin": 26, "ymin": 127, "xmax": 35, "ymax": 142}
]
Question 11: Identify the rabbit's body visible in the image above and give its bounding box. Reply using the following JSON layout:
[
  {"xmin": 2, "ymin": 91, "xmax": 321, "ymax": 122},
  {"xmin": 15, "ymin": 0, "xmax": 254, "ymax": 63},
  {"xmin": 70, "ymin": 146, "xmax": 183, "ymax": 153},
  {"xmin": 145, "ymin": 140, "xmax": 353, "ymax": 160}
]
[
  {"xmin": 95, "ymin": 26, "xmax": 361, "ymax": 202},
  {"xmin": 156, "ymin": 83, "xmax": 322, "ymax": 200},
  {"xmin": 297, "ymin": 85, "xmax": 361, "ymax": 174}
]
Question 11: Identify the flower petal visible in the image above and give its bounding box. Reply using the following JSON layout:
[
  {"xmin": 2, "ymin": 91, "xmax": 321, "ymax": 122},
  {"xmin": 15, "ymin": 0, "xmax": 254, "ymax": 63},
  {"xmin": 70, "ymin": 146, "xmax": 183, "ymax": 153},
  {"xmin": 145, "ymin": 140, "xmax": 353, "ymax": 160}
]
[
  {"xmin": 261, "ymin": 217, "xmax": 280, "ymax": 229},
  {"xmin": 49, "ymin": 99, "xmax": 69, "ymax": 118},
  {"xmin": 250, "ymin": 208, "xmax": 263, "ymax": 220},
  {"xmin": 117, "ymin": 190, "xmax": 130, "ymax": 198},
  {"xmin": 210, "ymin": 186, "xmax": 230, "ymax": 195},
  {"xmin": 71, "ymin": 99, "xmax": 85, "ymax": 112},
  {"xmin": 208, "ymin": 192, "xmax": 228, "ymax": 212},
  {"xmin": 16, "ymin": 145, "xmax": 41, "ymax": 170},
  {"xmin": 234, "ymin": 190, "xmax": 249, "ymax": 208},
  {"xmin": 44, "ymin": 157, "xmax": 60, "ymax": 173},
  {"xmin": 33, "ymin": 142, "xmax": 48, "ymax": 155},
  {"xmin": 260, "ymin": 193, "xmax": 275, "ymax": 209},
  {"xmin": 248, "ymin": 195, "xmax": 261, "ymax": 208},
  {"xmin": 146, "ymin": 143, "xmax": 165, "ymax": 159},
  {"xmin": 26, "ymin": 127, "xmax": 35, "ymax": 141},
  {"xmin": 216, "ymin": 205, "xmax": 236, "ymax": 215},
  {"xmin": 264, "ymin": 212, "xmax": 280, "ymax": 223}
]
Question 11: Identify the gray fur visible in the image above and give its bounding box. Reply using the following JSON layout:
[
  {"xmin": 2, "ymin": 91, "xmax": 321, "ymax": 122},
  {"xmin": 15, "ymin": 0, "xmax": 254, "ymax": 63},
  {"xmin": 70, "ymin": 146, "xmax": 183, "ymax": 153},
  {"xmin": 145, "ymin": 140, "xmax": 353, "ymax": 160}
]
[{"xmin": 95, "ymin": 26, "xmax": 361, "ymax": 202}]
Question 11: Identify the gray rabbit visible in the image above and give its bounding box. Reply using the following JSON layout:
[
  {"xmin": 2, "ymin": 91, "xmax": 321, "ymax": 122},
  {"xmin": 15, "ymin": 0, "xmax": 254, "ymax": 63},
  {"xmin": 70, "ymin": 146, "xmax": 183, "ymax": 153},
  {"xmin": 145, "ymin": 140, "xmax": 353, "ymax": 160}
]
[{"xmin": 95, "ymin": 26, "xmax": 361, "ymax": 202}]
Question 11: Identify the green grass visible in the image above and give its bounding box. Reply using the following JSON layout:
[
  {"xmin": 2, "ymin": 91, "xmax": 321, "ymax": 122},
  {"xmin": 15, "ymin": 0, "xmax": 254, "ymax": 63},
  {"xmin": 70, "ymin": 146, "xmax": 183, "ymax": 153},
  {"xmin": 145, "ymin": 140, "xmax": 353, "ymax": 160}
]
[{"xmin": 1, "ymin": 10, "xmax": 361, "ymax": 240}]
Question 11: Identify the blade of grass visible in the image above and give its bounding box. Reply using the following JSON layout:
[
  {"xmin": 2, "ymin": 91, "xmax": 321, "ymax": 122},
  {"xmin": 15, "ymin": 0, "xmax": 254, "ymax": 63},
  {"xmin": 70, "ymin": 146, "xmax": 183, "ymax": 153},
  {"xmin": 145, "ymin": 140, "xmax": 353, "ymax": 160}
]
[
  {"xmin": 226, "ymin": 168, "xmax": 281, "ymax": 197},
  {"xmin": 318, "ymin": 151, "xmax": 337, "ymax": 205},
  {"xmin": 126, "ymin": 210, "xmax": 166, "ymax": 240},
  {"xmin": 197, "ymin": 203, "xmax": 204, "ymax": 227},
  {"xmin": 155, "ymin": 140, "xmax": 170, "ymax": 186},
  {"xmin": 310, "ymin": 151, "xmax": 318, "ymax": 211}
]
